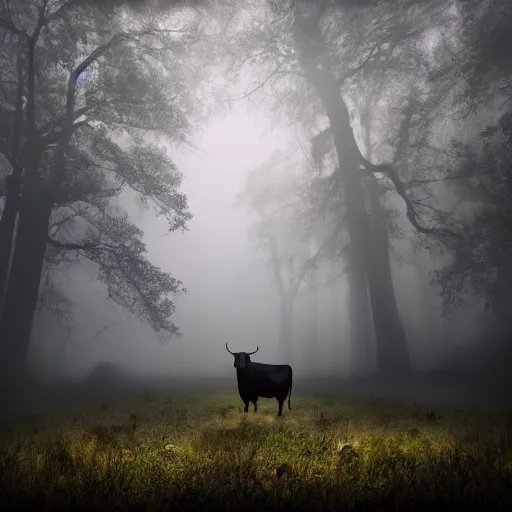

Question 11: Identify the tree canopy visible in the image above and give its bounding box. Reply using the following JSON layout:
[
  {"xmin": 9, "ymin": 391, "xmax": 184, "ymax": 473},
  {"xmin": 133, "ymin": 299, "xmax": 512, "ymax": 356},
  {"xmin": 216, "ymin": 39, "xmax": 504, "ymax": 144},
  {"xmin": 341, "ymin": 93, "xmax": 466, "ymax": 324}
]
[{"xmin": 0, "ymin": 0, "xmax": 212, "ymax": 360}]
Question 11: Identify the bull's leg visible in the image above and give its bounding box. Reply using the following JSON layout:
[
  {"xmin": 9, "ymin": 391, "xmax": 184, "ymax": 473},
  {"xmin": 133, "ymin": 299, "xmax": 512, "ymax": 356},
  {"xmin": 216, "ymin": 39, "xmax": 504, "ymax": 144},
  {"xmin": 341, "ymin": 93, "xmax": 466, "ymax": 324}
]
[
  {"xmin": 243, "ymin": 402, "xmax": 249, "ymax": 413},
  {"xmin": 252, "ymin": 399, "xmax": 258, "ymax": 413},
  {"xmin": 278, "ymin": 400, "xmax": 284, "ymax": 417}
]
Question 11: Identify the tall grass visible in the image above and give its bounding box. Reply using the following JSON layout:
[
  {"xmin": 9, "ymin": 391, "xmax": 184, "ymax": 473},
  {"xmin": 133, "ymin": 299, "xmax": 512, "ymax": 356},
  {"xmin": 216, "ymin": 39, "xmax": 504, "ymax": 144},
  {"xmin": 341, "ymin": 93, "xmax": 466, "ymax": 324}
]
[{"xmin": 0, "ymin": 392, "xmax": 511, "ymax": 510}]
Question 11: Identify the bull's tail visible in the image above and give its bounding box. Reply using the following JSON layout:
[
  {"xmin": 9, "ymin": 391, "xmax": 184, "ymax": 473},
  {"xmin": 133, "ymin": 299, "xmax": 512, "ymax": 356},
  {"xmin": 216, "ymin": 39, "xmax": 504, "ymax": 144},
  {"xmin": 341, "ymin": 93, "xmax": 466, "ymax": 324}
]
[{"xmin": 288, "ymin": 369, "xmax": 293, "ymax": 410}]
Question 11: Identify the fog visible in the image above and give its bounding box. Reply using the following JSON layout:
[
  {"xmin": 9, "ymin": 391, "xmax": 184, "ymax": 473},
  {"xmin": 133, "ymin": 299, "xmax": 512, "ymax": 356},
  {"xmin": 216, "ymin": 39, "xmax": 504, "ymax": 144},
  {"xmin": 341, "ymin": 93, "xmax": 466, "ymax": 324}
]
[
  {"xmin": 26, "ymin": 98, "xmax": 485, "ymax": 392},
  {"xmin": 27, "ymin": 107, "xmax": 283, "ymax": 381},
  {"xmin": 2, "ymin": 0, "xmax": 511, "ymax": 421},
  {"xmin": 25, "ymin": 106, "xmax": 488, "ymax": 394}
]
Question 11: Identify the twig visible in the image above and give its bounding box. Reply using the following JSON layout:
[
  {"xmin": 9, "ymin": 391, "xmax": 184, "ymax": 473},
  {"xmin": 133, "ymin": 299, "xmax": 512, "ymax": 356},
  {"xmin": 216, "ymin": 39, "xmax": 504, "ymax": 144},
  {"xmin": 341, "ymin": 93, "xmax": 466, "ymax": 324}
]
[
  {"xmin": 72, "ymin": 322, "xmax": 123, "ymax": 345},
  {"xmin": 223, "ymin": 62, "xmax": 285, "ymax": 102}
]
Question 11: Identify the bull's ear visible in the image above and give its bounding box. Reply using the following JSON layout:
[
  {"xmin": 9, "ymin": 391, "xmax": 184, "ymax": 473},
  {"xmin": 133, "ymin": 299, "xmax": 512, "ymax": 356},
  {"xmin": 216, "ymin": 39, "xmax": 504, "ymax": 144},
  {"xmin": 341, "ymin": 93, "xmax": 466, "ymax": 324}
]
[{"xmin": 239, "ymin": 354, "xmax": 247, "ymax": 369}]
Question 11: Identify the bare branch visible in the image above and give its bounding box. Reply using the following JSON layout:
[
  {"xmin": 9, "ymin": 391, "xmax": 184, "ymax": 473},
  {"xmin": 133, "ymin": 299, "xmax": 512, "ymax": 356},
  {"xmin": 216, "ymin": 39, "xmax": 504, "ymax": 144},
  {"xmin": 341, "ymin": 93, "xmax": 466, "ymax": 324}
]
[
  {"xmin": 223, "ymin": 61, "xmax": 285, "ymax": 102},
  {"xmin": 404, "ymin": 175, "xmax": 474, "ymax": 188},
  {"xmin": 336, "ymin": 44, "xmax": 379, "ymax": 86},
  {"xmin": 71, "ymin": 322, "xmax": 123, "ymax": 345},
  {"xmin": 367, "ymin": 161, "xmax": 462, "ymax": 239},
  {"xmin": 305, "ymin": 264, "xmax": 348, "ymax": 290},
  {"xmin": 49, "ymin": 211, "xmax": 80, "ymax": 233}
]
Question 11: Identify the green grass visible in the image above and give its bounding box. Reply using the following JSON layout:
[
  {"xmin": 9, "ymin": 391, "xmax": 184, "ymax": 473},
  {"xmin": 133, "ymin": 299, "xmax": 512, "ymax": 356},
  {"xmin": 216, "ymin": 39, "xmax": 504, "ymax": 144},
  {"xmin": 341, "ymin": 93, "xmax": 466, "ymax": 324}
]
[{"xmin": 0, "ymin": 390, "xmax": 511, "ymax": 510}]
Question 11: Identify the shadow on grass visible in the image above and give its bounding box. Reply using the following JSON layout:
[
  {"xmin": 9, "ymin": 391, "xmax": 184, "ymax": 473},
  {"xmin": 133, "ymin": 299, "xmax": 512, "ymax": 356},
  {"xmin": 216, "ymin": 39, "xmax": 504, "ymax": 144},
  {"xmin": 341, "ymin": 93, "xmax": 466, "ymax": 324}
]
[{"xmin": 0, "ymin": 393, "xmax": 512, "ymax": 511}]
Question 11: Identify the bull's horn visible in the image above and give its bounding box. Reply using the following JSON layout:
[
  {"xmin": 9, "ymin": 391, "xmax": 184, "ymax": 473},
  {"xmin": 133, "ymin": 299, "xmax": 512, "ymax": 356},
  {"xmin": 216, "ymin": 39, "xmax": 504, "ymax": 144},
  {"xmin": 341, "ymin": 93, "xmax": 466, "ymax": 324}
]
[
  {"xmin": 225, "ymin": 343, "xmax": 234, "ymax": 354},
  {"xmin": 247, "ymin": 346, "xmax": 259, "ymax": 355}
]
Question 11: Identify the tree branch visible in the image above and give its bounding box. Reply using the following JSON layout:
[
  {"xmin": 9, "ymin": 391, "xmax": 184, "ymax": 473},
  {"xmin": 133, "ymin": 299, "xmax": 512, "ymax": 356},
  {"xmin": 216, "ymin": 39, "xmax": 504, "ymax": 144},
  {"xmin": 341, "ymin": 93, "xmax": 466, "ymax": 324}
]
[
  {"xmin": 404, "ymin": 175, "xmax": 474, "ymax": 188},
  {"xmin": 335, "ymin": 44, "xmax": 379, "ymax": 86},
  {"xmin": 39, "ymin": 105, "xmax": 92, "ymax": 143},
  {"xmin": 299, "ymin": 264, "xmax": 348, "ymax": 292},
  {"xmin": 310, "ymin": 127, "xmax": 463, "ymax": 239},
  {"xmin": 47, "ymin": 236, "xmax": 119, "ymax": 254},
  {"xmin": 71, "ymin": 322, "xmax": 122, "ymax": 345},
  {"xmin": 49, "ymin": 211, "xmax": 80, "ymax": 233},
  {"xmin": 365, "ymin": 160, "xmax": 462, "ymax": 238},
  {"xmin": 223, "ymin": 61, "xmax": 285, "ymax": 102},
  {"xmin": 44, "ymin": 0, "xmax": 81, "ymax": 25}
]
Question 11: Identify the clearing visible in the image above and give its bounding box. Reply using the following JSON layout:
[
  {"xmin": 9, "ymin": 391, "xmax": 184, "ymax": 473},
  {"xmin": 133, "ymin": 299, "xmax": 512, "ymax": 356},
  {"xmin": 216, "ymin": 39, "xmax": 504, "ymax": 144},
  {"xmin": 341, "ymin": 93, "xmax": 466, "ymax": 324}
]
[{"xmin": 0, "ymin": 387, "xmax": 511, "ymax": 511}]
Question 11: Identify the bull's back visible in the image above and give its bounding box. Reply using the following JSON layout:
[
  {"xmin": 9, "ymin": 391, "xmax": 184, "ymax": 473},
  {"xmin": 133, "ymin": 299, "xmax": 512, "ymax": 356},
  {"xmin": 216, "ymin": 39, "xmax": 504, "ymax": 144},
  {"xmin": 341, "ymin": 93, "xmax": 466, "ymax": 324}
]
[{"xmin": 249, "ymin": 363, "xmax": 292, "ymax": 398}]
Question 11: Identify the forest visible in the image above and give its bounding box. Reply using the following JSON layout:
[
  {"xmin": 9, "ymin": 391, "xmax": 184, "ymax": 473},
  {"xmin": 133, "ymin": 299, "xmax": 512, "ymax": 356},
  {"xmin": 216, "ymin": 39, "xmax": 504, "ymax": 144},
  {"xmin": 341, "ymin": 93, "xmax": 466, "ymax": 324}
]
[
  {"xmin": 0, "ymin": 0, "xmax": 511, "ymax": 509},
  {"xmin": 1, "ymin": 0, "xmax": 511, "ymax": 389}
]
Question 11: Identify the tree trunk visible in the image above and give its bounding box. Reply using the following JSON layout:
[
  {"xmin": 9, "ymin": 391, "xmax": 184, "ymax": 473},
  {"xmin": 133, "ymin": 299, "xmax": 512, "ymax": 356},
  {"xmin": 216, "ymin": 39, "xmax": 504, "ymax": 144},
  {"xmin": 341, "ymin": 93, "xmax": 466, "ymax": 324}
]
[
  {"xmin": 366, "ymin": 176, "xmax": 410, "ymax": 374},
  {"xmin": 0, "ymin": 175, "xmax": 53, "ymax": 389},
  {"xmin": 295, "ymin": 27, "xmax": 410, "ymax": 377},
  {"xmin": 415, "ymin": 255, "xmax": 435, "ymax": 351},
  {"xmin": 0, "ymin": 168, "xmax": 22, "ymax": 314},
  {"xmin": 279, "ymin": 297, "xmax": 294, "ymax": 362},
  {"xmin": 305, "ymin": 268, "xmax": 319, "ymax": 375},
  {"xmin": 0, "ymin": 29, "xmax": 60, "ymax": 396},
  {"xmin": 330, "ymin": 264, "xmax": 344, "ymax": 374},
  {"xmin": 1, "ymin": 55, "xmax": 26, "ymax": 312},
  {"xmin": 346, "ymin": 243, "xmax": 372, "ymax": 375},
  {"xmin": 316, "ymin": 79, "xmax": 408, "ymax": 376}
]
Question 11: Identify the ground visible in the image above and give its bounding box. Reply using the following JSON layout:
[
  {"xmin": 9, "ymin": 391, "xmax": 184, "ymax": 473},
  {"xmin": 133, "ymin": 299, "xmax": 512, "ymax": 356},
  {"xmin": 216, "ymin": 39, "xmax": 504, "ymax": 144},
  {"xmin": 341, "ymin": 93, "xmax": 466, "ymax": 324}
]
[{"xmin": 1, "ymin": 380, "xmax": 512, "ymax": 511}]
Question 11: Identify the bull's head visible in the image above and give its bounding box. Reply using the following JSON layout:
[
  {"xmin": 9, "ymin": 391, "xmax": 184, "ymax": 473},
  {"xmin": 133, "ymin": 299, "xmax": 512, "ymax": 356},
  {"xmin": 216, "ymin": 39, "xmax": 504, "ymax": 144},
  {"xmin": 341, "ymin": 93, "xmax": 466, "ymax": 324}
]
[{"xmin": 225, "ymin": 343, "xmax": 258, "ymax": 369}]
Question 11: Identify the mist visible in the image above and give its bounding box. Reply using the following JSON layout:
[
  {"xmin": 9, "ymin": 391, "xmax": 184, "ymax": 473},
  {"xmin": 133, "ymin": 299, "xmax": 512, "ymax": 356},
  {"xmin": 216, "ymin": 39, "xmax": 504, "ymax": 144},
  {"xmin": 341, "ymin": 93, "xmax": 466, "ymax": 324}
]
[
  {"xmin": 27, "ymin": 108, "xmax": 283, "ymax": 380},
  {"xmin": 24, "ymin": 88, "xmax": 495, "ymax": 407},
  {"xmin": 1, "ymin": 0, "xmax": 511, "ymax": 418}
]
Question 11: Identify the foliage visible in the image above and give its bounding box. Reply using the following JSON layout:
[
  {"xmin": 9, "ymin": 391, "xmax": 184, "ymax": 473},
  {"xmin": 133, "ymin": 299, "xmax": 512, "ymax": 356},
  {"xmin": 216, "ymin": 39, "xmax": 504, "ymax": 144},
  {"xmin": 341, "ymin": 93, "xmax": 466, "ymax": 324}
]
[
  {"xmin": 0, "ymin": 0, "xmax": 210, "ymax": 337},
  {"xmin": 432, "ymin": 111, "xmax": 512, "ymax": 319},
  {"xmin": 425, "ymin": 0, "xmax": 512, "ymax": 116},
  {"xmin": 1, "ymin": 391, "xmax": 512, "ymax": 510}
]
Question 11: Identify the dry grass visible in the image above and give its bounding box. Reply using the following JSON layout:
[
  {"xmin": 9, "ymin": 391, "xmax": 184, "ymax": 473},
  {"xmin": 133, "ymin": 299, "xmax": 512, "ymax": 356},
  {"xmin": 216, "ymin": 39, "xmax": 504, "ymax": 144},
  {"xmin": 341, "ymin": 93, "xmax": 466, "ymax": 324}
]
[{"xmin": 0, "ymin": 391, "xmax": 511, "ymax": 510}]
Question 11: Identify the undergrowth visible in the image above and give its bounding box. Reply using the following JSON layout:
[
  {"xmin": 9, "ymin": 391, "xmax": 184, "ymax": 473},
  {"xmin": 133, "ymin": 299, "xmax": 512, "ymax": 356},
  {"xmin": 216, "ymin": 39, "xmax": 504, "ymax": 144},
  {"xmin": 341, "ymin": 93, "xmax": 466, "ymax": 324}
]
[{"xmin": 0, "ymin": 392, "xmax": 511, "ymax": 510}]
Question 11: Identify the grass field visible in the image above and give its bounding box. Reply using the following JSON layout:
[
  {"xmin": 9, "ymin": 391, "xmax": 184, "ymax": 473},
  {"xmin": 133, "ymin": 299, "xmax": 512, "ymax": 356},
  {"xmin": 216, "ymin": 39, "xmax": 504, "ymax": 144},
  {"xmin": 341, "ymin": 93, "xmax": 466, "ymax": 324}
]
[{"xmin": 1, "ymin": 389, "xmax": 512, "ymax": 511}]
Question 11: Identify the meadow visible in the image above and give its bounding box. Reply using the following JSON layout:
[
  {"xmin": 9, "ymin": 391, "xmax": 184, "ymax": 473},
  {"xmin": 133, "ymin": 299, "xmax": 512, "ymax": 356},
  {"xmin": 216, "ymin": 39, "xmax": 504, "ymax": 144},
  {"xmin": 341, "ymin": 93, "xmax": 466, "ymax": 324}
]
[{"xmin": 0, "ymin": 387, "xmax": 511, "ymax": 511}]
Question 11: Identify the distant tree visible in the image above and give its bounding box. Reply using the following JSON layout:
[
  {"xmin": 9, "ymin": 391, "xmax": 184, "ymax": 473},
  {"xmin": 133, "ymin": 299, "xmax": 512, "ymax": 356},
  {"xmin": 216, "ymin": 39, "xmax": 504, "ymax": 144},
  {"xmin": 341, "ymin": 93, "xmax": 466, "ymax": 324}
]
[
  {"xmin": 83, "ymin": 361, "xmax": 133, "ymax": 393},
  {"xmin": 238, "ymin": 150, "xmax": 319, "ymax": 361},
  {"xmin": 302, "ymin": 246, "xmax": 320, "ymax": 372},
  {"xmin": 0, "ymin": 0, "xmax": 209, "ymax": 387}
]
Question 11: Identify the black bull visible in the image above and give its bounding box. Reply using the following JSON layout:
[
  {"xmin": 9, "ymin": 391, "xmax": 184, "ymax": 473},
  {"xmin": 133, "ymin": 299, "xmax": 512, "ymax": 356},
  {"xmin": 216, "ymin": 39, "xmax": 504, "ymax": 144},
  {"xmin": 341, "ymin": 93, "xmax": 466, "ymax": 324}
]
[{"xmin": 226, "ymin": 343, "xmax": 293, "ymax": 417}]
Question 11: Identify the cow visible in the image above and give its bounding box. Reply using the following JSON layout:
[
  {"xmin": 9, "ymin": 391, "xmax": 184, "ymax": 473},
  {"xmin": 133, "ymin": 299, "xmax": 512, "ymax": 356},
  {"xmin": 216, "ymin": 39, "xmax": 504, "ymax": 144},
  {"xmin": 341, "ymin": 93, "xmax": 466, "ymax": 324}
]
[{"xmin": 225, "ymin": 343, "xmax": 293, "ymax": 417}]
